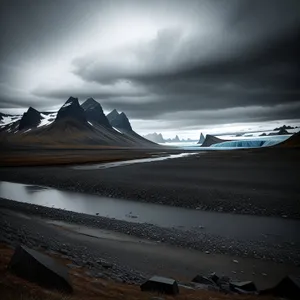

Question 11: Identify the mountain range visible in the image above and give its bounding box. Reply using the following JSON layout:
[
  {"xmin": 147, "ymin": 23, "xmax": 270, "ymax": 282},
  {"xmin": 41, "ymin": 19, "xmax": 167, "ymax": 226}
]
[
  {"xmin": 0, "ymin": 97, "xmax": 157, "ymax": 149},
  {"xmin": 144, "ymin": 132, "xmax": 198, "ymax": 144}
]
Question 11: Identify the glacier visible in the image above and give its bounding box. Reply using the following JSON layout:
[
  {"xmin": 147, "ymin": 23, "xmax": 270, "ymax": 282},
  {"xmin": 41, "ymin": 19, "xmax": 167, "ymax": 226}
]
[{"xmin": 210, "ymin": 136, "xmax": 290, "ymax": 148}]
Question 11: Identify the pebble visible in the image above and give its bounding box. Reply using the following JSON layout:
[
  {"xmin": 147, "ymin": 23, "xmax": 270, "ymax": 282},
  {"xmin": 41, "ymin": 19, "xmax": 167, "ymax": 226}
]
[{"xmin": 1, "ymin": 197, "xmax": 299, "ymax": 269}]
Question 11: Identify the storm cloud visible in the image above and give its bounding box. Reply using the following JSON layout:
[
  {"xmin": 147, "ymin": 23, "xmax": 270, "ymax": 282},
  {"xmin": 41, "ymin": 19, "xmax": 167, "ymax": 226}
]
[{"xmin": 1, "ymin": 0, "xmax": 300, "ymax": 135}]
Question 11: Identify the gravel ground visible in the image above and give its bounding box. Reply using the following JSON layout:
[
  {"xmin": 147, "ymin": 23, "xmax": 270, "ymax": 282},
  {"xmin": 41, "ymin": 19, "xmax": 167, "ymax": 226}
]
[
  {"xmin": 0, "ymin": 149, "xmax": 299, "ymax": 218},
  {"xmin": 1, "ymin": 198, "xmax": 299, "ymax": 267},
  {"xmin": 0, "ymin": 206, "xmax": 146, "ymax": 284}
]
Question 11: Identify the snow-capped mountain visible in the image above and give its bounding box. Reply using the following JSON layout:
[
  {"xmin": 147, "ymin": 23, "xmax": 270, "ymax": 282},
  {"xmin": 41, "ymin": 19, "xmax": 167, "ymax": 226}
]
[{"xmin": 0, "ymin": 97, "xmax": 157, "ymax": 148}]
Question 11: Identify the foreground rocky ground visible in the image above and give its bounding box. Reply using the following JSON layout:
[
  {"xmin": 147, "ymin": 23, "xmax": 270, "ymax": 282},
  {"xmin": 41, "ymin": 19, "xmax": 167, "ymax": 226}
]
[
  {"xmin": 1, "ymin": 148, "xmax": 299, "ymax": 218},
  {"xmin": 1, "ymin": 198, "xmax": 300, "ymax": 288},
  {"xmin": 0, "ymin": 205, "xmax": 298, "ymax": 299},
  {"xmin": 0, "ymin": 148, "xmax": 299, "ymax": 298},
  {"xmin": 1, "ymin": 198, "xmax": 300, "ymax": 266},
  {"xmin": 0, "ymin": 244, "xmax": 277, "ymax": 300}
]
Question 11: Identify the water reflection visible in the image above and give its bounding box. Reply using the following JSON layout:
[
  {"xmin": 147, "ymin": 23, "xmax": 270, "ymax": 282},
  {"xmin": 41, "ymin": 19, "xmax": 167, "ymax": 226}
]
[
  {"xmin": 0, "ymin": 181, "xmax": 299, "ymax": 244},
  {"xmin": 25, "ymin": 185, "xmax": 49, "ymax": 194}
]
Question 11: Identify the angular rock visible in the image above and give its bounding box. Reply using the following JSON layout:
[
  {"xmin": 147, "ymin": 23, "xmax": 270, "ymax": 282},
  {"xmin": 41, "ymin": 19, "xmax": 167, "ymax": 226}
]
[
  {"xmin": 192, "ymin": 274, "xmax": 217, "ymax": 286},
  {"xmin": 229, "ymin": 281, "xmax": 257, "ymax": 293},
  {"xmin": 140, "ymin": 276, "xmax": 179, "ymax": 295},
  {"xmin": 208, "ymin": 272, "xmax": 219, "ymax": 284},
  {"xmin": 260, "ymin": 275, "xmax": 300, "ymax": 300},
  {"xmin": 8, "ymin": 245, "xmax": 72, "ymax": 293},
  {"xmin": 101, "ymin": 261, "xmax": 113, "ymax": 269}
]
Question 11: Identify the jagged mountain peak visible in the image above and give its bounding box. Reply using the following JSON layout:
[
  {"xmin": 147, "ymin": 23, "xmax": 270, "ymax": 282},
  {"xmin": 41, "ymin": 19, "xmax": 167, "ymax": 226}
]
[
  {"xmin": 55, "ymin": 97, "xmax": 86, "ymax": 123},
  {"xmin": 66, "ymin": 96, "xmax": 78, "ymax": 103},
  {"xmin": 81, "ymin": 98, "xmax": 111, "ymax": 128},
  {"xmin": 107, "ymin": 109, "xmax": 132, "ymax": 131},
  {"xmin": 61, "ymin": 96, "xmax": 80, "ymax": 108},
  {"xmin": 107, "ymin": 109, "xmax": 120, "ymax": 120},
  {"xmin": 18, "ymin": 106, "xmax": 41, "ymax": 131},
  {"xmin": 81, "ymin": 98, "xmax": 101, "ymax": 110},
  {"xmin": 27, "ymin": 107, "xmax": 40, "ymax": 113}
]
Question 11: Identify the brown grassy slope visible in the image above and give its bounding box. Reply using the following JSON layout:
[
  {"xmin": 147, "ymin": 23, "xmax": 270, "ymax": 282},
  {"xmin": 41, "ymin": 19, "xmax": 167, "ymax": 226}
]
[
  {"xmin": 0, "ymin": 244, "xmax": 276, "ymax": 300},
  {"xmin": 0, "ymin": 150, "xmax": 155, "ymax": 167}
]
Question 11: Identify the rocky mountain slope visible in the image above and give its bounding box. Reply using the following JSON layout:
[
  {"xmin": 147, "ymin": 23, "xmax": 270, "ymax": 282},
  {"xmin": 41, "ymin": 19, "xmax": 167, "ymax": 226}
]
[
  {"xmin": 0, "ymin": 97, "xmax": 158, "ymax": 148},
  {"xmin": 81, "ymin": 98, "xmax": 112, "ymax": 128},
  {"xmin": 200, "ymin": 134, "xmax": 230, "ymax": 147},
  {"xmin": 107, "ymin": 109, "xmax": 132, "ymax": 131}
]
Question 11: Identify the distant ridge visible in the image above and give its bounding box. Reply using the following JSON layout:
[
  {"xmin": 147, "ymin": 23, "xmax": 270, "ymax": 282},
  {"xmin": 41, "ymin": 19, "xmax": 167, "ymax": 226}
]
[
  {"xmin": 200, "ymin": 134, "xmax": 230, "ymax": 147},
  {"xmin": 143, "ymin": 132, "xmax": 165, "ymax": 143},
  {"xmin": 197, "ymin": 133, "xmax": 205, "ymax": 144}
]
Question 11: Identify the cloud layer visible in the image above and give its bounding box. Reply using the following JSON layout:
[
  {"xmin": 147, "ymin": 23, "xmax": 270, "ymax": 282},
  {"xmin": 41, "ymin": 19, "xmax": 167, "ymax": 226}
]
[{"xmin": 0, "ymin": 0, "xmax": 300, "ymax": 135}]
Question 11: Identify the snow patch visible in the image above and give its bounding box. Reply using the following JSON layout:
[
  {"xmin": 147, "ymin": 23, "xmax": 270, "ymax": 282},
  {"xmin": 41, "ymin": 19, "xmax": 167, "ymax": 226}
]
[
  {"xmin": 113, "ymin": 127, "xmax": 122, "ymax": 134},
  {"xmin": 23, "ymin": 129, "xmax": 32, "ymax": 133},
  {"xmin": 38, "ymin": 112, "xmax": 57, "ymax": 127},
  {"xmin": 0, "ymin": 115, "xmax": 21, "ymax": 125},
  {"xmin": 62, "ymin": 102, "xmax": 72, "ymax": 108},
  {"xmin": 88, "ymin": 121, "xmax": 94, "ymax": 126}
]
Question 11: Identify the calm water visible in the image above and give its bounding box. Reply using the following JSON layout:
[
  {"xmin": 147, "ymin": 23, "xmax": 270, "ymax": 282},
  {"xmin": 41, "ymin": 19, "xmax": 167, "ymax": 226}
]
[
  {"xmin": 72, "ymin": 152, "xmax": 198, "ymax": 170},
  {"xmin": 1, "ymin": 181, "xmax": 299, "ymax": 244}
]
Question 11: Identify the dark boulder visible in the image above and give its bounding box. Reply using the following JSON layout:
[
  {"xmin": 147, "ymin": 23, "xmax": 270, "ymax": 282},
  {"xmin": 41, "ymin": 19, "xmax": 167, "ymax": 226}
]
[
  {"xmin": 260, "ymin": 275, "xmax": 300, "ymax": 300},
  {"xmin": 8, "ymin": 245, "xmax": 72, "ymax": 293},
  {"xmin": 140, "ymin": 276, "xmax": 179, "ymax": 295},
  {"xmin": 229, "ymin": 281, "xmax": 257, "ymax": 293},
  {"xmin": 192, "ymin": 274, "xmax": 217, "ymax": 286},
  {"xmin": 208, "ymin": 272, "xmax": 219, "ymax": 284}
]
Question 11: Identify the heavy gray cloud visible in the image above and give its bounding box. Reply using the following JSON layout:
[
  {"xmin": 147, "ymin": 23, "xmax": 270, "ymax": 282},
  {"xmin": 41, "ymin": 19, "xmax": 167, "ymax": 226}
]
[{"xmin": 0, "ymin": 0, "xmax": 300, "ymax": 134}]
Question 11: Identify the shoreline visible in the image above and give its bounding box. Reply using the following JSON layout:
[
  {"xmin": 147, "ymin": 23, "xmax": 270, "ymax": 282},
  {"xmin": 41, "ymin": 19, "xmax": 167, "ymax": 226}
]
[
  {"xmin": 1, "ymin": 197, "xmax": 299, "ymax": 266},
  {"xmin": 1, "ymin": 148, "xmax": 300, "ymax": 219}
]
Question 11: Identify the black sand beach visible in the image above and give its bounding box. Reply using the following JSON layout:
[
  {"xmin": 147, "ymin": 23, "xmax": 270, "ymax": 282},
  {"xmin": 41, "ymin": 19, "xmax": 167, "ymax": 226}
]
[
  {"xmin": 1, "ymin": 148, "xmax": 299, "ymax": 218},
  {"xmin": 1, "ymin": 147, "xmax": 300, "ymax": 292}
]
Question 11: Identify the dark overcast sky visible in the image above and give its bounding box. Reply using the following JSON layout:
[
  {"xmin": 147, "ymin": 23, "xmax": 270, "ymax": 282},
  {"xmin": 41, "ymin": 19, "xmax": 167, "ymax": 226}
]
[{"xmin": 0, "ymin": 0, "xmax": 300, "ymax": 136}]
